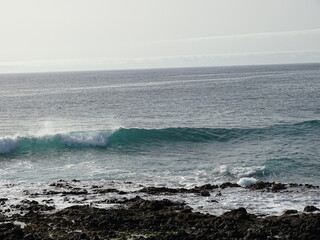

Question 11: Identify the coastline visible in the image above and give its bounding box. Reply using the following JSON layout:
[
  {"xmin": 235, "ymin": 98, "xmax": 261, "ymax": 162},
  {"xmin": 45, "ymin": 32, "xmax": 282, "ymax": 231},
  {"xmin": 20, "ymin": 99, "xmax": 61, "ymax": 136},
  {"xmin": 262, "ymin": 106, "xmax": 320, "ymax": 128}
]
[{"xmin": 1, "ymin": 181, "xmax": 319, "ymax": 239}]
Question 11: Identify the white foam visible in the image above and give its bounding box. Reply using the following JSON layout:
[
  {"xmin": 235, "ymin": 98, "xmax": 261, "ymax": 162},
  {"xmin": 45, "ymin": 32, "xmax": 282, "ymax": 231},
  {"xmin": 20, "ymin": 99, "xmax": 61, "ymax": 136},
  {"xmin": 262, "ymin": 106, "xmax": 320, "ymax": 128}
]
[
  {"xmin": 237, "ymin": 177, "xmax": 258, "ymax": 187},
  {"xmin": 0, "ymin": 180, "xmax": 319, "ymax": 217},
  {"xmin": 0, "ymin": 136, "xmax": 18, "ymax": 153},
  {"xmin": 31, "ymin": 118, "xmax": 124, "ymax": 138},
  {"xmin": 230, "ymin": 166, "xmax": 266, "ymax": 178},
  {"xmin": 61, "ymin": 133, "xmax": 108, "ymax": 147},
  {"xmin": 216, "ymin": 165, "xmax": 229, "ymax": 174}
]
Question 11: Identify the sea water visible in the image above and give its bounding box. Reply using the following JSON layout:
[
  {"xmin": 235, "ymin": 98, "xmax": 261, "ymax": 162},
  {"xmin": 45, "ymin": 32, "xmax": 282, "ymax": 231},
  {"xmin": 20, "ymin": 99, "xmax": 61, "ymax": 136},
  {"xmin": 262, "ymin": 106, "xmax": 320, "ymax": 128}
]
[{"xmin": 0, "ymin": 63, "xmax": 319, "ymax": 215}]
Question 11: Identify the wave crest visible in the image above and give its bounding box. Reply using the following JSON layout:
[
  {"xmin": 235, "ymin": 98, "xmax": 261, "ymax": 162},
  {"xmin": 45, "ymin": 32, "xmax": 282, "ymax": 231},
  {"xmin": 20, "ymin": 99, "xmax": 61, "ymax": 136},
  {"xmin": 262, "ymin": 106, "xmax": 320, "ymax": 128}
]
[
  {"xmin": 0, "ymin": 120, "xmax": 318, "ymax": 155},
  {"xmin": 61, "ymin": 132, "xmax": 108, "ymax": 147},
  {"xmin": 0, "ymin": 137, "xmax": 18, "ymax": 153}
]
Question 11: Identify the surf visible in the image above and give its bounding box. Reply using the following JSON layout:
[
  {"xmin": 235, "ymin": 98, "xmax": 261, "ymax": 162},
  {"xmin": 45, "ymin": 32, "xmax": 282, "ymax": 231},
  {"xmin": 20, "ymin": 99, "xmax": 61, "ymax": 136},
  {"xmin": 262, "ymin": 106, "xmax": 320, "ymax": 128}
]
[{"xmin": 0, "ymin": 120, "xmax": 318, "ymax": 155}]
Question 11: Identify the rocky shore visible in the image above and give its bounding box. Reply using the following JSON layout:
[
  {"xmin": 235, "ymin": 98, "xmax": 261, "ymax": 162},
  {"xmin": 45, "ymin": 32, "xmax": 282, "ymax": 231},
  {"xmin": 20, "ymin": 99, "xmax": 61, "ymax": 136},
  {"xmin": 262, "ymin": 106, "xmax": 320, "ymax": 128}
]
[{"xmin": 0, "ymin": 181, "xmax": 319, "ymax": 240}]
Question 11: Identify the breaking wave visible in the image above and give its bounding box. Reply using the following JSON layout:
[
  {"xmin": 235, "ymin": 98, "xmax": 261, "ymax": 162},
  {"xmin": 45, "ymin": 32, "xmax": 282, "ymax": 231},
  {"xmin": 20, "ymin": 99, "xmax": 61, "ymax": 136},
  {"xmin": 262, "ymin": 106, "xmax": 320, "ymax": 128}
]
[{"xmin": 0, "ymin": 120, "xmax": 318, "ymax": 155}]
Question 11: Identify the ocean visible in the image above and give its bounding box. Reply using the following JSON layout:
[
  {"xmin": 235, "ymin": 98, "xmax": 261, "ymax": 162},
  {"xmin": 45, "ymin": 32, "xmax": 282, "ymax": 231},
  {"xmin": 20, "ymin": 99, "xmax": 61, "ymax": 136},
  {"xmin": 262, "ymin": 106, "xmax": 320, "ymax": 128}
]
[{"xmin": 0, "ymin": 63, "xmax": 319, "ymax": 215}]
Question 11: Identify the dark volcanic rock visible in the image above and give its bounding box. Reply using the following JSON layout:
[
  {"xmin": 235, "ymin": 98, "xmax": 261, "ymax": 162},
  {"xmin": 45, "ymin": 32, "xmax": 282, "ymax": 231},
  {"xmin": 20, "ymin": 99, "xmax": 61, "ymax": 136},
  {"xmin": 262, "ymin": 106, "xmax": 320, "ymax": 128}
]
[
  {"xmin": 1, "ymin": 181, "xmax": 320, "ymax": 240},
  {"xmin": 283, "ymin": 209, "xmax": 298, "ymax": 215},
  {"xmin": 1, "ymin": 197, "xmax": 318, "ymax": 240},
  {"xmin": 0, "ymin": 223, "xmax": 24, "ymax": 240},
  {"xmin": 140, "ymin": 186, "xmax": 181, "ymax": 194},
  {"xmin": 199, "ymin": 190, "xmax": 210, "ymax": 196},
  {"xmin": 191, "ymin": 184, "xmax": 218, "ymax": 196},
  {"xmin": 139, "ymin": 184, "xmax": 218, "ymax": 195},
  {"xmin": 246, "ymin": 181, "xmax": 287, "ymax": 192},
  {"xmin": 304, "ymin": 205, "xmax": 320, "ymax": 212},
  {"xmin": 272, "ymin": 183, "xmax": 287, "ymax": 192},
  {"xmin": 127, "ymin": 196, "xmax": 185, "ymax": 212},
  {"xmin": 222, "ymin": 207, "xmax": 253, "ymax": 221},
  {"xmin": 0, "ymin": 198, "xmax": 8, "ymax": 206},
  {"xmin": 11, "ymin": 199, "xmax": 55, "ymax": 212},
  {"xmin": 93, "ymin": 188, "xmax": 127, "ymax": 194},
  {"xmin": 192, "ymin": 184, "xmax": 219, "ymax": 191},
  {"xmin": 43, "ymin": 188, "xmax": 88, "ymax": 196},
  {"xmin": 220, "ymin": 182, "xmax": 241, "ymax": 189},
  {"xmin": 304, "ymin": 183, "xmax": 319, "ymax": 189}
]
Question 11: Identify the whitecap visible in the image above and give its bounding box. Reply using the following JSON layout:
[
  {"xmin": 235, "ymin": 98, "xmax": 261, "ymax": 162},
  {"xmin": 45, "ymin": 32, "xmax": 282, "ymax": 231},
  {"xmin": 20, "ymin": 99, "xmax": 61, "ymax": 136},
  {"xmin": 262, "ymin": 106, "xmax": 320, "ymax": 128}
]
[
  {"xmin": 237, "ymin": 177, "xmax": 258, "ymax": 187},
  {"xmin": 230, "ymin": 166, "xmax": 266, "ymax": 178},
  {"xmin": 61, "ymin": 132, "xmax": 108, "ymax": 147}
]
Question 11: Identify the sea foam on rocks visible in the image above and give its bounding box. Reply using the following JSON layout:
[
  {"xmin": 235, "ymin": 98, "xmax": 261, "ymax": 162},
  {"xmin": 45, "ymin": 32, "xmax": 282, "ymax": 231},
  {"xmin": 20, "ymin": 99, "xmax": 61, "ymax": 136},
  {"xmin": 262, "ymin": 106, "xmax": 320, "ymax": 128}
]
[{"xmin": 237, "ymin": 177, "xmax": 258, "ymax": 187}]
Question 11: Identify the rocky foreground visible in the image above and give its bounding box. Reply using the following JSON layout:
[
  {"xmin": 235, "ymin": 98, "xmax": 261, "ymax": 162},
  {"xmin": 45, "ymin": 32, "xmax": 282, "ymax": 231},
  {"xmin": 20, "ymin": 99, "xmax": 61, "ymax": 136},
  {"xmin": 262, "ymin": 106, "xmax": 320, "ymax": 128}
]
[{"xmin": 0, "ymin": 181, "xmax": 319, "ymax": 240}]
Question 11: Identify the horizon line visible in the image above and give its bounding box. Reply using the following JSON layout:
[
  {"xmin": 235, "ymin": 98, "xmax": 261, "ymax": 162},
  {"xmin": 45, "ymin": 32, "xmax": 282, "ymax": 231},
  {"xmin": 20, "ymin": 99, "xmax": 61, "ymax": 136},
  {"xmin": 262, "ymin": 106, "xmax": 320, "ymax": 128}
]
[{"xmin": 0, "ymin": 61, "xmax": 319, "ymax": 76}]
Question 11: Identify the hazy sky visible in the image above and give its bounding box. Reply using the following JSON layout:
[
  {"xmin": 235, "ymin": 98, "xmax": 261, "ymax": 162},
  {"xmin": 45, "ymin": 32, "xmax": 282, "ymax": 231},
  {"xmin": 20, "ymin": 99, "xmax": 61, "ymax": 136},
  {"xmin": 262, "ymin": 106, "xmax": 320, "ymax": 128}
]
[{"xmin": 0, "ymin": 0, "xmax": 319, "ymax": 73}]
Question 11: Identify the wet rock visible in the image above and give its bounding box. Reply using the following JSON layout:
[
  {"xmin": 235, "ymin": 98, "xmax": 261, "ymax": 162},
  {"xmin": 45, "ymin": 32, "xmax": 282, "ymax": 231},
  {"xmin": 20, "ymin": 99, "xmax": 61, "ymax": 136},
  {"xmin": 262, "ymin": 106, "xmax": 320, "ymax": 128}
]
[
  {"xmin": 191, "ymin": 184, "xmax": 218, "ymax": 191},
  {"xmin": 220, "ymin": 182, "xmax": 241, "ymax": 189},
  {"xmin": 0, "ymin": 213, "xmax": 6, "ymax": 221},
  {"xmin": 1, "ymin": 202, "xmax": 319, "ymax": 240},
  {"xmin": 304, "ymin": 205, "xmax": 320, "ymax": 212},
  {"xmin": 139, "ymin": 184, "xmax": 218, "ymax": 195},
  {"xmin": 41, "ymin": 199, "xmax": 54, "ymax": 204},
  {"xmin": 199, "ymin": 190, "xmax": 210, "ymax": 196},
  {"xmin": 93, "ymin": 188, "xmax": 127, "ymax": 195},
  {"xmin": 245, "ymin": 226, "xmax": 268, "ymax": 239},
  {"xmin": 0, "ymin": 198, "xmax": 8, "ymax": 206},
  {"xmin": 283, "ymin": 209, "xmax": 298, "ymax": 214},
  {"xmin": 272, "ymin": 183, "xmax": 287, "ymax": 192},
  {"xmin": 11, "ymin": 199, "xmax": 55, "ymax": 212},
  {"xmin": 128, "ymin": 198, "xmax": 184, "ymax": 211},
  {"xmin": 222, "ymin": 207, "xmax": 252, "ymax": 220},
  {"xmin": 246, "ymin": 181, "xmax": 287, "ymax": 192},
  {"xmin": 0, "ymin": 223, "xmax": 24, "ymax": 240},
  {"xmin": 140, "ymin": 186, "xmax": 181, "ymax": 194},
  {"xmin": 43, "ymin": 188, "xmax": 88, "ymax": 196},
  {"xmin": 1, "ymin": 181, "xmax": 320, "ymax": 239},
  {"xmin": 289, "ymin": 183, "xmax": 301, "ymax": 187},
  {"xmin": 304, "ymin": 184, "xmax": 319, "ymax": 189},
  {"xmin": 246, "ymin": 181, "xmax": 272, "ymax": 190},
  {"xmin": 49, "ymin": 182, "xmax": 70, "ymax": 188},
  {"xmin": 62, "ymin": 188, "xmax": 88, "ymax": 195}
]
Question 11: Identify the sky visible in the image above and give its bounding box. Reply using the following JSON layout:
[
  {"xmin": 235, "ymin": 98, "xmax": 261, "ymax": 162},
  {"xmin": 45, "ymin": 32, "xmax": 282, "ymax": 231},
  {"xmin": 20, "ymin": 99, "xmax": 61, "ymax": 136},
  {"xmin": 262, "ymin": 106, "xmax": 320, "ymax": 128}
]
[{"xmin": 0, "ymin": 0, "xmax": 319, "ymax": 73}]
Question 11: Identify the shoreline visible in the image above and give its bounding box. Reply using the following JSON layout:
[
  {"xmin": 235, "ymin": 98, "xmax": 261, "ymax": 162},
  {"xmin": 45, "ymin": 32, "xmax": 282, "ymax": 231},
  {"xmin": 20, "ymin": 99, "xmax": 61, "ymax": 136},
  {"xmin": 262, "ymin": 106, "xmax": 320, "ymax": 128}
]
[
  {"xmin": 1, "ymin": 179, "xmax": 319, "ymax": 215},
  {"xmin": 1, "ymin": 180, "xmax": 320, "ymax": 239}
]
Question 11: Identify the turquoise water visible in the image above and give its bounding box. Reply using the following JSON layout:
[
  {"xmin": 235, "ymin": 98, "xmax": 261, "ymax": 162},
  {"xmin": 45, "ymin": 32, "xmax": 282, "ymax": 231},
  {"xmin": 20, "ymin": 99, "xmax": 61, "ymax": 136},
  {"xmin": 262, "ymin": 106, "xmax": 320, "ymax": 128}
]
[{"xmin": 0, "ymin": 64, "xmax": 319, "ymax": 186}]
